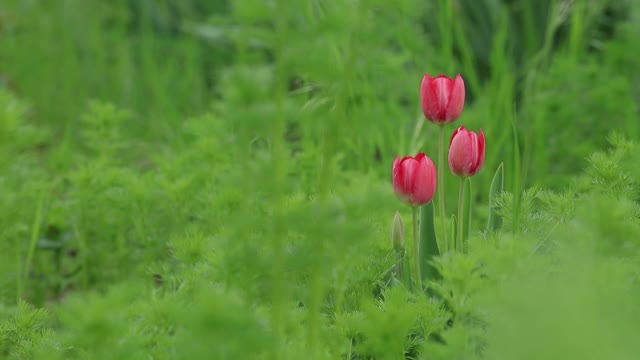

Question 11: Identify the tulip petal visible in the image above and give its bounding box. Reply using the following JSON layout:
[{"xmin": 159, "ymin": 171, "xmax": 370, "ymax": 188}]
[
  {"xmin": 472, "ymin": 130, "xmax": 486, "ymax": 174},
  {"xmin": 450, "ymin": 125, "xmax": 466, "ymax": 146},
  {"xmin": 420, "ymin": 74, "xmax": 437, "ymax": 121},
  {"xmin": 449, "ymin": 128, "xmax": 474, "ymax": 176},
  {"xmin": 421, "ymin": 74, "xmax": 453, "ymax": 123},
  {"xmin": 393, "ymin": 157, "xmax": 420, "ymax": 204},
  {"xmin": 469, "ymin": 131, "xmax": 479, "ymax": 170},
  {"xmin": 393, "ymin": 156, "xmax": 401, "ymax": 173},
  {"xmin": 445, "ymin": 74, "xmax": 466, "ymax": 122},
  {"xmin": 392, "ymin": 156, "xmax": 405, "ymax": 197},
  {"xmin": 401, "ymin": 158, "xmax": 419, "ymax": 195},
  {"xmin": 412, "ymin": 155, "xmax": 437, "ymax": 204},
  {"xmin": 433, "ymin": 76, "xmax": 453, "ymax": 120}
]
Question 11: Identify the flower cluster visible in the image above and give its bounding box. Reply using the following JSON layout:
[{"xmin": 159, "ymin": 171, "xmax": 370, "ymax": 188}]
[
  {"xmin": 390, "ymin": 72, "xmax": 489, "ymax": 291},
  {"xmin": 393, "ymin": 74, "xmax": 485, "ymax": 207}
]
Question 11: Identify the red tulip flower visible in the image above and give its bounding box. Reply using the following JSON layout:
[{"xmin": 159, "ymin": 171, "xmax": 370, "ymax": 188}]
[
  {"xmin": 393, "ymin": 153, "xmax": 437, "ymax": 206},
  {"xmin": 420, "ymin": 74, "xmax": 466, "ymax": 124},
  {"xmin": 448, "ymin": 126, "xmax": 486, "ymax": 177}
]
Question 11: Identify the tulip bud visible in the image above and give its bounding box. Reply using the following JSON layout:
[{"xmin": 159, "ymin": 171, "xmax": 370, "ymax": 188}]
[
  {"xmin": 420, "ymin": 73, "xmax": 466, "ymax": 124},
  {"xmin": 392, "ymin": 153, "xmax": 438, "ymax": 206},
  {"xmin": 391, "ymin": 211, "xmax": 405, "ymax": 250},
  {"xmin": 448, "ymin": 126, "xmax": 486, "ymax": 177}
]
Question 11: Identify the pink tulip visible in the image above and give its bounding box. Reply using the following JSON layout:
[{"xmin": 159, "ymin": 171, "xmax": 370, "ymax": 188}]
[
  {"xmin": 393, "ymin": 153, "xmax": 438, "ymax": 206},
  {"xmin": 420, "ymin": 74, "xmax": 466, "ymax": 124},
  {"xmin": 448, "ymin": 126, "xmax": 486, "ymax": 177}
]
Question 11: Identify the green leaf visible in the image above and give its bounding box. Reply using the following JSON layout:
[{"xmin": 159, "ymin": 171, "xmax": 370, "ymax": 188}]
[
  {"xmin": 486, "ymin": 162, "xmax": 505, "ymax": 234},
  {"xmin": 419, "ymin": 202, "xmax": 440, "ymax": 283}
]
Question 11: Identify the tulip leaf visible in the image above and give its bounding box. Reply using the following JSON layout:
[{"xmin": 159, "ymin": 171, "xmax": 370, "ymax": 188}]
[
  {"xmin": 419, "ymin": 202, "xmax": 440, "ymax": 283},
  {"xmin": 486, "ymin": 162, "xmax": 505, "ymax": 234}
]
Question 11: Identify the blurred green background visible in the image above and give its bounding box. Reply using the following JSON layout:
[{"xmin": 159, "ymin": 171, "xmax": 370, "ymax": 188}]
[
  {"xmin": 2, "ymin": 0, "xmax": 638, "ymax": 189},
  {"xmin": 1, "ymin": 0, "xmax": 640, "ymax": 359}
]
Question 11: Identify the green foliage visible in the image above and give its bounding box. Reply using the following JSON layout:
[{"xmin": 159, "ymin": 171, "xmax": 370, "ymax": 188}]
[
  {"xmin": 0, "ymin": 300, "xmax": 57, "ymax": 359},
  {"xmin": 521, "ymin": 54, "xmax": 639, "ymax": 188},
  {"xmin": 1, "ymin": 0, "xmax": 640, "ymax": 359},
  {"xmin": 342, "ymin": 287, "xmax": 449, "ymax": 359}
]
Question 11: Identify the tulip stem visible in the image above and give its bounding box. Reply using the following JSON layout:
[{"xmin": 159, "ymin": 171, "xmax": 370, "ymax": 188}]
[
  {"xmin": 412, "ymin": 206, "xmax": 423, "ymax": 291},
  {"xmin": 457, "ymin": 177, "xmax": 465, "ymax": 253},
  {"xmin": 438, "ymin": 125, "xmax": 448, "ymax": 252}
]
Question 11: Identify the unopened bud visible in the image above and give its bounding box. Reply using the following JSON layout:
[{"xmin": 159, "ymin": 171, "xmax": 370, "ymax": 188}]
[{"xmin": 391, "ymin": 211, "xmax": 405, "ymax": 250}]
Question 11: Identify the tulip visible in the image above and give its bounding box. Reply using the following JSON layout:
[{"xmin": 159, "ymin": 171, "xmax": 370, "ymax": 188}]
[
  {"xmin": 420, "ymin": 74, "xmax": 466, "ymax": 124},
  {"xmin": 392, "ymin": 153, "xmax": 437, "ymax": 291},
  {"xmin": 448, "ymin": 126, "xmax": 486, "ymax": 253},
  {"xmin": 421, "ymin": 73, "xmax": 466, "ymax": 247},
  {"xmin": 448, "ymin": 126, "xmax": 486, "ymax": 178},
  {"xmin": 392, "ymin": 153, "xmax": 438, "ymax": 206}
]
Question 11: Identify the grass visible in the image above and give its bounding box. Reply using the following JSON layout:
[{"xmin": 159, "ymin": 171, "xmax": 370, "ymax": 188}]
[{"xmin": 1, "ymin": 0, "xmax": 640, "ymax": 359}]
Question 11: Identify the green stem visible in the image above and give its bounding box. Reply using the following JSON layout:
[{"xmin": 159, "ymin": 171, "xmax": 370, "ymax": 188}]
[
  {"xmin": 457, "ymin": 178, "xmax": 465, "ymax": 253},
  {"xmin": 465, "ymin": 178, "xmax": 473, "ymax": 248},
  {"xmin": 412, "ymin": 206, "xmax": 422, "ymax": 291},
  {"xmin": 438, "ymin": 125, "xmax": 447, "ymax": 252}
]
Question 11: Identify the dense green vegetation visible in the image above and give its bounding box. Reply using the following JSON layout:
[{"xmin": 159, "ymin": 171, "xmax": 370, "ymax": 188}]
[{"xmin": 1, "ymin": 0, "xmax": 640, "ymax": 358}]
